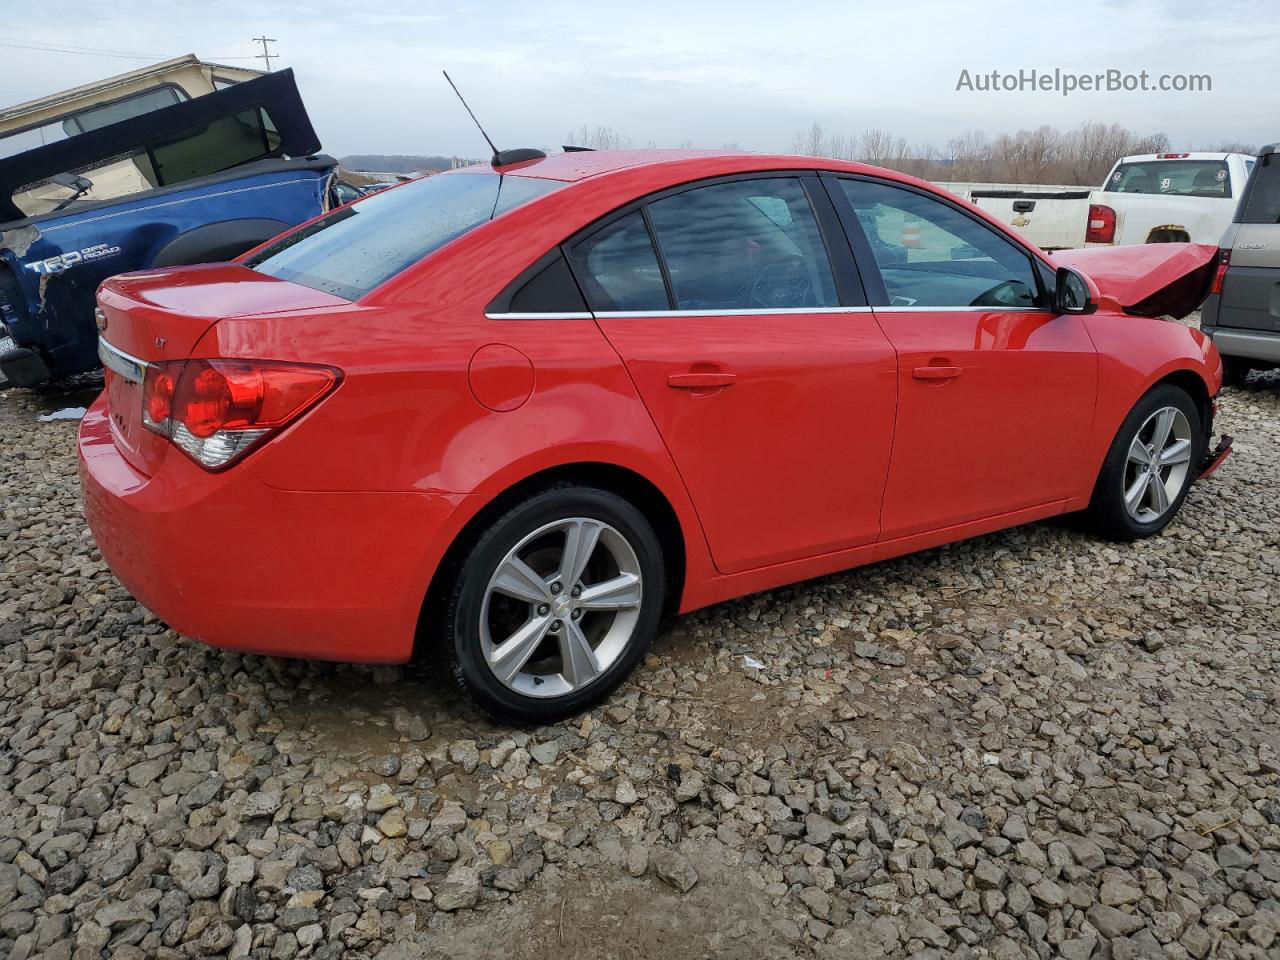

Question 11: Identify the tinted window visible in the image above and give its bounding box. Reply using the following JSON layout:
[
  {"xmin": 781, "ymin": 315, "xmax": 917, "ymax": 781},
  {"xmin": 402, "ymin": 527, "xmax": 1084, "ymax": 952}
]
[
  {"xmin": 646, "ymin": 178, "xmax": 838, "ymax": 310},
  {"xmin": 569, "ymin": 211, "xmax": 668, "ymax": 312},
  {"xmin": 249, "ymin": 173, "xmax": 563, "ymax": 300},
  {"xmin": 1103, "ymin": 160, "xmax": 1231, "ymax": 198},
  {"xmin": 507, "ymin": 254, "xmax": 588, "ymax": 313},
  {"xmin": 1240, "ymin": 158, "xmax": 1280, "ymax": 225},
  {"xmin": 838, "ymin": 179, "xmax": 1041, "ymax": 308}
]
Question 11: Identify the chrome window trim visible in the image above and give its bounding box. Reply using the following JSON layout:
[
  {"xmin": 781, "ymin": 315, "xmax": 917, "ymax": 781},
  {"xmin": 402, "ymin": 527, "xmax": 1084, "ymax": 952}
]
[
  {"xmin": 871, "ymin": 306, "xmax": 1054, "ymax": 314},
  {"xmin": 98, "ymin": 337, "xmax": 147, "ymax": 383},
  {"xmin": 594, "ymin": 307, "xmax": 871, "ymax": 318},
  {"xmin": 486, "ymin": 305, "xmax": 1055, "ymax": 320},
  {"xmin": 485, "ymin": 311, "xmax": 595, "ymax": 321}
]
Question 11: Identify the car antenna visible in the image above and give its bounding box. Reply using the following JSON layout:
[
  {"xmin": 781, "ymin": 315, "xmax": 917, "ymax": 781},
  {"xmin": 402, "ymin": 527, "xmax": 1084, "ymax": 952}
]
[{"xmin": 442, "ymin": 70, "xmax": 545, "ymax": 168}]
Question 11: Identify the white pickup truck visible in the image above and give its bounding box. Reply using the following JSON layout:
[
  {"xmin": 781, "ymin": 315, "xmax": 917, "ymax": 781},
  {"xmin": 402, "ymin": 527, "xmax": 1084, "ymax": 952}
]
[
  {"xmin": 935, "ymin": 181, "xmax": 1092, "ymax": 250},
  {"xmin": 1085, "ymin": 152, "xmax": 1255, "ymax": 247}
]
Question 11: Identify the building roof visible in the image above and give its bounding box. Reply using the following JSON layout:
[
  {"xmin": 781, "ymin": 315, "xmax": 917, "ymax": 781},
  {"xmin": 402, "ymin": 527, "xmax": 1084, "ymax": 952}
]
[{"xmin": 0, "ymin": 55, "xmax": 264, "ymax": 127}]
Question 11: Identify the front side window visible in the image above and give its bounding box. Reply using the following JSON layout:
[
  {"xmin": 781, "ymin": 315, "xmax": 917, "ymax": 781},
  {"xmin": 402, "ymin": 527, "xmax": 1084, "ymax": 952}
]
[
  {"xmin": 1103, "ymin": 160, "xmax": 1231, "ymax": 198},
  {"xmin": 645, "ymin": 177, "xmax": 838, "ymax": 310},
  {"xmin": 838, "ymin": 179, "xmax": 1041, "ymax": 309},
  {"xmin": 250, "ymin": 172, "xmax": 562, "ymax": 300}
]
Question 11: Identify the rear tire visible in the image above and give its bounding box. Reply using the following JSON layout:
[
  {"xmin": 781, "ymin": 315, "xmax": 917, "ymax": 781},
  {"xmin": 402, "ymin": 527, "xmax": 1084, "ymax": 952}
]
[
  {"xmin": 441, "ymin": 485, "xmax": 664, "ymax": 724},
  {"xmin": 1085, "ymin": 384, "xmax": 1203, "ymax": 541}
]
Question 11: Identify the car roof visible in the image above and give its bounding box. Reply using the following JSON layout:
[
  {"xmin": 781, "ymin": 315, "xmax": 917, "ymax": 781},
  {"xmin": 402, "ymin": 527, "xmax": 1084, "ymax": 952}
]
[
  {"xmin": 440, "ymin": 148, "xmax": 742, "ymax": 183},
  {"xmin": 447, "ymin": 148, "xmax": 908, "ymax": 184},
  {"xmin": 429, "ymin": 148, "xmax": 1057, "ymax": 268},
  {"xmin": 512, "ymin": 148, "xmax": 732, "ymax": 182}
]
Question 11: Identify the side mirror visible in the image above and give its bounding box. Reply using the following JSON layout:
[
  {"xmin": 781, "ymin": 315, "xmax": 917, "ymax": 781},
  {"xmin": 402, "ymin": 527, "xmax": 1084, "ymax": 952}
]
[{"xmin": 1054, "ymin": 266, "xmax": 1097, "ymax": 315}]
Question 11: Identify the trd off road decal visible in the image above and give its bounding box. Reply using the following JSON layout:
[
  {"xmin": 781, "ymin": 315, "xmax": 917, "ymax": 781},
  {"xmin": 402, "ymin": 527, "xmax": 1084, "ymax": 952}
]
[{"xmin": 24, "ymin": 242, "xmax": 122, "ymax": 275}]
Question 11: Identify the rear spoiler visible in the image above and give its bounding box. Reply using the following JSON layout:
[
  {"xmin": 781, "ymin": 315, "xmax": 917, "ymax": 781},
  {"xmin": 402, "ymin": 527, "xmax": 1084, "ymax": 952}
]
[{"xmin": 0, "ymin": 69, "xmax": 321, "ymax": 224}]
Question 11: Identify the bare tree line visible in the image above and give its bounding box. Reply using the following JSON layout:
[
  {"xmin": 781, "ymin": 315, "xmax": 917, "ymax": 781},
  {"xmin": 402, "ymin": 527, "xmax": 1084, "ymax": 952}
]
[
  {"xmin": 791, "ymin": 122, "xmax": 1260, "ymax": 185},
  {"xmin": 563, "ymin": 121, "xmax": 1258, "ymax": 187},
  {"xmin": 565, "ymin": 125, "xmax": 635, "ymax": 151}
]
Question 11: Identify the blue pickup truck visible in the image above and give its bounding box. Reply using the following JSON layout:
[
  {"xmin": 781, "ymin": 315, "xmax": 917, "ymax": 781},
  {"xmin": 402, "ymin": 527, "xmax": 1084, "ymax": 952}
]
[{"xmin": 0, "ymin": 70, "xmax": 341, "ymax": 386}]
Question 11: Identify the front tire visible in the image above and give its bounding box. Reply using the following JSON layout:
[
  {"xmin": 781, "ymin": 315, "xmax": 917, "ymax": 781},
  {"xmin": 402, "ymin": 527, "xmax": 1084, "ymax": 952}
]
[
  {"xmin": 1086, "ymin": 384, "xmax": 1204, "ymax": 541},
  {"xmin": 442, "ymin": 486, "xmax": 665, "ymax": 724}
]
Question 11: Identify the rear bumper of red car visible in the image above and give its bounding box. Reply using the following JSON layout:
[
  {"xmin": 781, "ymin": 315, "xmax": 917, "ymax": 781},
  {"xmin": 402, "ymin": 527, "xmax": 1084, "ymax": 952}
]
[{"xmin": 78, "ymin": 394, "xmax": 464, "ymax": 663}]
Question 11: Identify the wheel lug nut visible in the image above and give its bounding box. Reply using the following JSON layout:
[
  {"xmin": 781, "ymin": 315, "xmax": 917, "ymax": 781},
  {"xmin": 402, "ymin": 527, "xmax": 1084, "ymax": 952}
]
[
  {"xmin": 537, "ymin": 604, "xmax": 549, "ymax": 616},
  {"xmin": 549, "ymin": 582, "xmax": 562, "ymax": 595},
  {"xmin": 571, "ymin": 609, "xmax": 582, "ymax": 620},
  {"xmin": 549, "ymin": 621, "xmax": 562, "ymax": 632},
  {"xmin": 570, "ymin": 585, "xmax": 581, "ymax": 598}
]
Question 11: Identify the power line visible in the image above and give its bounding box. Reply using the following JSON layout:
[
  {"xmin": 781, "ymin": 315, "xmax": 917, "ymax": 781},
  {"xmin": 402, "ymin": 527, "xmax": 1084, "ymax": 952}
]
[
  {"xmin": 0, "ymin": 35, "xmax": 167, "ymax": 57},
  {"xmin": 0, "ymin": 37, "xmax": 256, "ymax": 61}
]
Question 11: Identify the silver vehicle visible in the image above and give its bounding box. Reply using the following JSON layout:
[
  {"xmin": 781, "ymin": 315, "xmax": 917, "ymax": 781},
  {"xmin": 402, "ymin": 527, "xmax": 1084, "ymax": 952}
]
[{"xmin": 1201, "ymin": 144, "xmax": 1280, "ymax": 385}]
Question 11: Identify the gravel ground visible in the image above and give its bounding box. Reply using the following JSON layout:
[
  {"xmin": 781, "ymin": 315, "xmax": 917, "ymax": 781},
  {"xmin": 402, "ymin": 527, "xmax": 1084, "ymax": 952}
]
[{"xmin": 0, "ymin": 366, "xmax": 1277, "ymax": 960}]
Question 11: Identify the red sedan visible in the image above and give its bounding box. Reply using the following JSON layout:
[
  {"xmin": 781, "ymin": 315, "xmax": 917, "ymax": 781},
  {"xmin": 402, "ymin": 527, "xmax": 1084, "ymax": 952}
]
[{"xmin": 80, "ymin": 149, "xmax": 1230, "ymax": 722}]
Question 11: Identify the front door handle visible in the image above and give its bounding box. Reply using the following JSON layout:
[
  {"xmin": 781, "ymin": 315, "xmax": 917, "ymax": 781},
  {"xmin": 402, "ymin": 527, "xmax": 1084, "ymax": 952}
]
[
  {"xmin": 912, "ymin": 365, "xmax": 963, "ymax": 381},
  {"xmin": 667, "ymin": 372, "xmax": 737, "ymax": 389}
]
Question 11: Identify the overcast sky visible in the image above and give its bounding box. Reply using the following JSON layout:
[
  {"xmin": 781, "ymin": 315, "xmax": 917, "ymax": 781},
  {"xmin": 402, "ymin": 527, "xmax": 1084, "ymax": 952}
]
[{"xmin": 2, "ymin": 0, "xmax": 1276, "ymax": 158}]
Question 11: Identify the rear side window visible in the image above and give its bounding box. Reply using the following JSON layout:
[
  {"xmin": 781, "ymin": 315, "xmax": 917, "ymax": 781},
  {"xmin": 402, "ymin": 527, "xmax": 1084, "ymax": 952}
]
[
  {"xmin": 249, "ymin": 173, "xmax": 563, "ymax": 300},
  {"xmin": 1103, "ymin": 160, "xmax": 1232, "ymax": 198},
  {"xmin": 1240, "ymin": 158, "xmax": 1280, "ymax": 224},
  {"xmin": 646, "ymin": 178, "xmax": 838, "ymax": 310},
  {"xmin": 838, "ymin": 179, "xmax": 1041, "ymax": 308},
  {"xmin": 506, "ymin": 254, "xmax": 588, "ymax": 313},
  {"xmin": 569, "ymin": 211, "xmax": 668, "ymax": 312}
]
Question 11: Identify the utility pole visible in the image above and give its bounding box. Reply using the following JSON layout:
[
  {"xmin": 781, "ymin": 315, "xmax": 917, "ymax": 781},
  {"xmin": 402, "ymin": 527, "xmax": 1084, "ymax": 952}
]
[{"xmin": 252, "ymin": 36, "xmax": 277, "ymax": 72}]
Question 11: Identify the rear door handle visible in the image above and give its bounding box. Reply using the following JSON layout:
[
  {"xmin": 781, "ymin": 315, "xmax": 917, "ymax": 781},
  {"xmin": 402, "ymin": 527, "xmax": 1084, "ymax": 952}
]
[
  {"xmin": 912, "ymin": 365, "xmax": 963, "ymax": 380},
  {"xmin": 667, "ymin": 372, "xmax": 737, "ymax": 389}
]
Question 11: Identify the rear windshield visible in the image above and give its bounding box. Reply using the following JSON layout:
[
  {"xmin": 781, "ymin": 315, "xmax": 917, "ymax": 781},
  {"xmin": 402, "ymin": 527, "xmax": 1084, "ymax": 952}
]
[
  {"xmin": 248, "ymin": 173, "xmax": 564, "ymax": 300},
  {"xmin": 1102, "ymin": 160, "xmax": 1232, "ymax": 199},
  {"xmin": 1240, "ymin": 157, "xmax": 1280, "ymax": 224}
]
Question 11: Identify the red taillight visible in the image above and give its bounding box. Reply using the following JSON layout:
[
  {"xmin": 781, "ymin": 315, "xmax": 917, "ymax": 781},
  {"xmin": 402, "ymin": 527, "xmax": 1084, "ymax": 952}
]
[
  {"xmin": 1157, "ymin": 153, "xmax": 1190, "ymax": 159},
  {"xmin": 142, "ymin": 359, "xmax": 340, "ymax": 469},
  {"xmin": 143, "ymin": 364, "xmax": 176, "ymax": 430},
  {"xmin": 1210, "ymin": 248, "xmax": 1230, "ymax": 295},
  {"xmin": 1086, "ymin": 204, "xmax": 1117, "ymax": 244}
]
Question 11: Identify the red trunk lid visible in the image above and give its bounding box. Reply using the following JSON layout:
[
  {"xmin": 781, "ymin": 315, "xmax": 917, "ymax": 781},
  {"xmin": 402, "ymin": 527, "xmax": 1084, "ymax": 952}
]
[{"xmin": 95, "ymin": 263, "xmax": 347, "ymax": 476}]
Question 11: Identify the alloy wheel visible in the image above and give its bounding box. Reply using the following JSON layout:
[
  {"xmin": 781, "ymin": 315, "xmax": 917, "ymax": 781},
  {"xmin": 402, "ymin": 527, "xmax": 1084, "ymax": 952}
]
[
  {"xmin": 479, "ymin": 518, "xmax": 643, "ymax": 698},
  {"xmin": 1123, "ymin": 405, "xmax": 1193, "ymax": 523}
]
